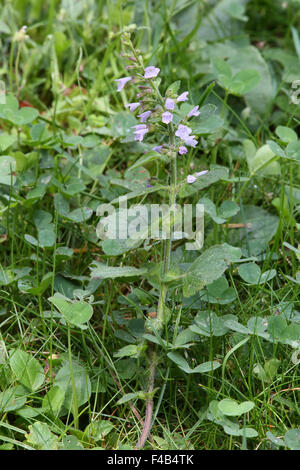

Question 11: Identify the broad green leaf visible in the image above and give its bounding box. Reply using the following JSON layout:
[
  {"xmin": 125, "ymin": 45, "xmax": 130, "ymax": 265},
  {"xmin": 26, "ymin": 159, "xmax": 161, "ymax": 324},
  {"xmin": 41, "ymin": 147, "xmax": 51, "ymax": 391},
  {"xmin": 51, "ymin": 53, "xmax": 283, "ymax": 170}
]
[
  {"xmin": 42, "ymin": 386, "xmax": 65, "ymax": 418},
  {"xmin": 0, "ymin": 156, "xmax": 16, "ymax": 185},
  {"xmin": 59, "ymin": 435, "xmax": 84, "ymax": 450},
  {"xmin": 284, "ymin": 429, "xmax": 300, "ymax": 450},
  {"xmin": 275, "ymin": 126, "xmax": 297, "ymax": 143},
  {"xmin": 238, "ymin": 262, "xmax": 261, "ymax": 284},
  {"xmin": 249, "ymin": 144, "xmax": 280, "ymax": 176},
  {"xmin": 48, "ymin": 296, "xmax": 93, "ymax": 326},
  {"xmin": 167, "ymin": 352, "xmax": 191, "ymax": 373},
  {"xmin": 228, "ymin": 205, "xmax": 279, "ymax": 256},
  {"xmin": 84, "ymin": 420, "xmax": 114, "ymax": 441},
  {"xmin": 114, "ymin": 344, "xmax": 139, "ymax": 359},
  {"xmin": 90, "ymin": 261, "xmax": 147, "ymax": 280},
  {"xmin": 183, "ymin": 243, "xmax": 241, "ymax": 297},
  {"xmin": 0, "ymin": 133, "xmax": 17, "ymax": 151},
  {"xmin": 0, "ymin": 388, "xmax": 27, "ymax": 412},
  {"xmin": 218, "ymin": 399, "xmax": 254, "ymax": 416},
  {"xmin": 227, "ymin": 46, "xmax": 273, "ymax": 115},
  {"xmin": 190, "ymin": 311, "xmax": 237, "ymax": 337},
  {"xmin": 9, "ymin": 349, "xmax": 45, "ymax": 391},
  {"xmin": 180, "ymin": 165, "xmax": 229, "ymax": 198},
  {"xmin": 229, "ymin": 69, "xmax": 260, "ymax": 95},
  {"xmin": 25, "ymin": 422, "xmax": 58, "ymax": 450},
  {"xmin": 212, "ymin": 57, "xmax": 232, "ymax": 89},
  {"xmin": 54, "ymin": 360, "xmax": 91, "ymax": 412},
  {"xmin": 193, "ymin": 361, "xmax": 221, "ymax": 373}
]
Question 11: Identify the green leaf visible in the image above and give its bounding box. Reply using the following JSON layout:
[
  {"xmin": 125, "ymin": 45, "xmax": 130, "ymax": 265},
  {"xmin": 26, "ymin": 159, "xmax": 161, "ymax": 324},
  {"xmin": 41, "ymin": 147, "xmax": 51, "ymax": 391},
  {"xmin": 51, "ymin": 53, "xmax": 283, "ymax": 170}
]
[
  {"xmin": 84, "ymin": 420, "xmax": 114, "ymax": 441},
  {"xmin": 54, "ymin": 360, "xmax": 91, "ymax": 412},
  {"xmin": 117, "ymin": 392, "xmax": 144, "ymax": 405},
  {"xmin": 212, "ymin": 58, "xmax": 232, "ymax": 89},
  {"xmin": 0, "ymin": 133, "xmax": 17, "ymax": 151},
  {"xmin": 183, "ymin": 243, "xmax": 241, "ymax": 297},
  {"xmin": 0, "ymin": 156, "xmax": 16, "ymax": 185},
  {"xmin": 180, "ymin": 165, "xmax": 229, "ymax": 198},
  {"xmin": 229, "ymin": 69, "xmax": 260, "ymax": 95},
  {"xmin": 275, "ymin": 126, "xmax": 297, "ymax": 143},
  {"xmin": 284, "ymin": 429, "xmax": 300, "ymax": 450},
  {"xmin": 48, "ymin": 296, "xmax": 93, "ymax": 326},
  {"xmin": 59, "ymin": 435, "xmax": 84, "ymax": 450},
  {"xmin": 193, "ymin": 361, "xmax": 221, "ymax": 373},
  {"xmin": 25, "ymin": 422, "xmax": 58, "ymax": 450},
  {"xmin": 114, "ymin": 344, "xmax": 139, "ymax": 359},
  {"xmin": 218, "ymin": 399, "xmax": 255, "ymax": 416},
  {"xmin": 9, "ymin": 349, "xmax": 45, "ymax": 392},
  {"xmin": 249, "ymin": 144, "xmax": 280, "ymax": 176},
  {"xmin": 227, "ymin": 46, "xmax": 273, "ymax": 115},
  {"xmin": 13, "ymin": 107, "xmax": 39, "ymax": 125},
  {"xmin": 228, "ymin": 205, "xmax": 279, "ymax": 256},
  {"xmin": 90, "ymin": 261, "xmax": 147, "ymax": 280},
  {"xmin": 42, "ymin": 386, "xmax": 65, "ymax": 418},
  {"xmin": 190, "ymin": 311, "xmax": 237, "ymax": 337},
  {"xmin": 167, "ymin": 352, "xmax": 191, "ymax": 373},
  {"xmin": 0, "ymin": 388, "xmax": 27, "ymax": 412},
  {"xmin": 238, "ymin": 262, "xmax": 261, "ymax": 284}
]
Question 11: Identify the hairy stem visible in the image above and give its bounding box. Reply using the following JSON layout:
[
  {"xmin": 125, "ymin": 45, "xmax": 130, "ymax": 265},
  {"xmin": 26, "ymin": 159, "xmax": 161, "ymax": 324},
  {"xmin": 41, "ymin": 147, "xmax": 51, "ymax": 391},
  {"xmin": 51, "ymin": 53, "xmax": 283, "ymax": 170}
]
[
  {"xmin": 136, "ymin": 126, "xmax": 177, "ymax": 449},
  {"xmin": 135, "ymin": 347, "xmax": 156, "ymax": 449}
]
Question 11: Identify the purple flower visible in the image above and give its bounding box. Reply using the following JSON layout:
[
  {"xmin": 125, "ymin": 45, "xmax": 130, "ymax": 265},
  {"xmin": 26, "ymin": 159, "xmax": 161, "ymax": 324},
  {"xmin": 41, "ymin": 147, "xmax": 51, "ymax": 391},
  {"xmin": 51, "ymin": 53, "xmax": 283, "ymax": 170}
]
[
  {"xmin": 177, "ymin": 91, "xmax": 189, "ymax": 102},
  {"xmin": 175, "ymin": 124, "xmax": 192, "ymax": 140},
  {"xmin": 138, "ymin": 110, "xmax": 152, "ymax": 122},
  {"xmin": 187, "ymin": 175, "xmax": 197, "ymax": 184},
  {"xmin": 185, "ymin": 135, "xmax": 198, "ymax": 147},
  {"xmin": 144, "ymin": 66, "xmax": 160, "ymax": 79},
  {"xmin": 165, "ymin": 98, "xmax": 175, "ymax": 110},
  {"xmin": 187, "ymin": 105, "xmax": 200, "ymax": 117},
  {"xmin": 178, "ymin": 146, "xmax": 188, "ymax": 155},
  {"xmin": 133, "ymin": 124, "xmax": 148, "ymax": 130},
  {"xmin": 152, "ymin": 145, "xmax": 163, "ymax": 153},
  {"xmin": 132, "ymin": 124, "xmax": 149, "ymax": 142},
  {"xmin": 115, "ymin": 76, "xmax": 132, "ymax": 91},
  {"xmin": 126, "ymin": 102, "xmax": 140, "ymax": 112},
  {"xmin": 162, "ymin": 111, "xmax": 173, "ymax": 124},
  {"xmin": 195, "ymin": 170, "xmax": 208, "ymax": 177}
]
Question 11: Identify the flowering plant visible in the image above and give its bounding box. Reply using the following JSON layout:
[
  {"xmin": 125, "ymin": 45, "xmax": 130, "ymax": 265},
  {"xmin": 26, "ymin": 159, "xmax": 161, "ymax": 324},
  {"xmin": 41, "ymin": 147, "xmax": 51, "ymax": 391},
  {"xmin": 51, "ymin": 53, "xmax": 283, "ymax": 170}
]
[
  {"xmin": 115, "ymin": 33, "xmax": 208, "ymax": 184},
  {"xmin": 113, "ymin": 32, "xmax": 210, "ymax": 449}
]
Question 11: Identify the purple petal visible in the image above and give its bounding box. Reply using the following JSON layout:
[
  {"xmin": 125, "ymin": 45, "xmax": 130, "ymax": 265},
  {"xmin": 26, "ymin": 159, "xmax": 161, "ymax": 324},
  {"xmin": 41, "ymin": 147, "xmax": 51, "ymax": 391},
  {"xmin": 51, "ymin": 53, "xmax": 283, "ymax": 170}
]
[
  {"xmin": 162, "ymin": 111, "xmax": 173, "ymax": 124},
  {"xmin": 132, "ymin": 124, "xmax": 148, "ymax": 130},
  {"xmin": 152, "ymin": 145, "xmax": 163, "ymax": 153},
  {"xmin": 187, "ymin": 105, "xmax": 200, "ymax": 117},
  {"xmin": 115, "ymin": 76, "xmax": 132, "ymax": 92},
  {"xmin": 126, "ymin": 102, "xmax": 140, "ymax": 112},
  {"xmin": 175, "ymin": 124, "xmax": 192, "ymax": 140},
  {"xmin": 178, "ymin": 146, "xmax": 188, "ymax": 155},
  {"xmin": 138, "ymin": 110, "xmax": 152, "ymax": 122},
  {"xmin": 195, "ymin": 170, "xmax": 208, "ymax": 177},
  {"xmin": 133, "ymin": 125, "xmax": 149, "ymax": 142},
  {"xmin": 184, "ymin": 135, "xmax": 198, "ymax": 147},
  {"xmin": 177, "ymin": 91, "xmax": 189, "ymax": 102},
  {"xmin": 187, "ymin": 175, "xmax": 197, "ymax": 184},
  {"xmin": 165, "ymin": 98, "xmax": 175, "ymax": 110},
  {"xmin": 144, "ymin": 66, "xmax": 160, "ymax": 79}
]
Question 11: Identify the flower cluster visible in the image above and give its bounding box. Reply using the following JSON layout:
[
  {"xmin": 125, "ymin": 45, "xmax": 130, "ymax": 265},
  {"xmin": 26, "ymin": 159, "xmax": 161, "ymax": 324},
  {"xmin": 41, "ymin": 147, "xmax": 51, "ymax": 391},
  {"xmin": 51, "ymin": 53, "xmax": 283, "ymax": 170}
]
[
  {"xmin": 115, "ymin": 35, "xmax": 207, "ymax": 184},
  {"xmin": 115, "ymin": 65, "xmax": 200, "ymax": 153}
]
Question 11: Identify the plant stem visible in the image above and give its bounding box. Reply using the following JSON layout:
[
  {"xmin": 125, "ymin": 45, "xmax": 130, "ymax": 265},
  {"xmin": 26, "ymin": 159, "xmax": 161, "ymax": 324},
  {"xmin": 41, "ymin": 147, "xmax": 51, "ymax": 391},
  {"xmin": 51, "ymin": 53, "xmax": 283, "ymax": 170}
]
[
  {"xmin": 67, "ymin": 325, "xmax": 79, "ymax": 429},
  {"xmin": 136, "ymin": 126, "xmax": 177, "ymax": 449},
  {"xmin": 135, "ymin": 346, "xmax": 156, "ymax": 449}
]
